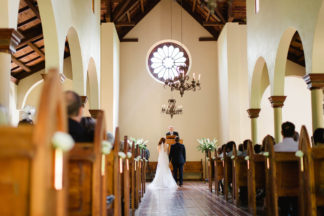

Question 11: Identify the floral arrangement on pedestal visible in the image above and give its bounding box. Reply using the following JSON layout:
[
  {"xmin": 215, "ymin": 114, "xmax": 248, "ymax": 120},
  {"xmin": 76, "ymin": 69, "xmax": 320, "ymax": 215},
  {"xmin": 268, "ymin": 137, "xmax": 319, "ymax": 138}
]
[
  {"xmin": 196, "ymin": 138, "xmax": 218, "ymax": 153},
  {"xmin": 130, "ymin": 137, "xmax": 149, "ymax": 150}
]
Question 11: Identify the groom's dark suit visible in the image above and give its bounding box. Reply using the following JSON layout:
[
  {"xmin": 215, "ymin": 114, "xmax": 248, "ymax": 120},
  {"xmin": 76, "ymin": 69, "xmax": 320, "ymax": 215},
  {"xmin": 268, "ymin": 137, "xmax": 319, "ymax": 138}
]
[{"xmin": 169, "ymin": 142, "xmax": 186, "ymax": 186}]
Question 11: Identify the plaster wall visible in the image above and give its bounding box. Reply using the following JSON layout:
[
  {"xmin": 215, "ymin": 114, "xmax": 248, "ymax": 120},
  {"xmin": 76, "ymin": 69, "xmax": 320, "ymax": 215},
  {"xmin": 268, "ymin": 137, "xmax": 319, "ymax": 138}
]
[{"xmin": 119, "ymin": 0, "xmax": 218, "ymax": 161}]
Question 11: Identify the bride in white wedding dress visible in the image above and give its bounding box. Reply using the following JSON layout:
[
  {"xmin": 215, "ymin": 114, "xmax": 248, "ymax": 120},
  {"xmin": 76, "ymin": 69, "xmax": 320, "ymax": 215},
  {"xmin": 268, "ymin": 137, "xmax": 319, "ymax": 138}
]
[{"xmin": 148, "ymin": 138, "xmax": 178, "ymax": 190}]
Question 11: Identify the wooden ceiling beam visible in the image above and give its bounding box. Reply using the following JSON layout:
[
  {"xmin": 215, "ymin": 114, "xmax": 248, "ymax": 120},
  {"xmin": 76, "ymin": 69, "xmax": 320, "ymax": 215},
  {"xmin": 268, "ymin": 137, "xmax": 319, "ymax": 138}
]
[
  {"xmin": 113, "ymin": 0, "xmax": 134, "ymax": 22},
  {"xmin": 11, "ymin": 55, "xmax": 31, "ymax": 72},
  {"xmin": 203, "ymin": 22, "xmax": 224, "ymax": 27},
  {"xmin": 192, "ymin": 0, "xmax": 197, "ymax": 12},
  {"xmin": 12, "ymin": 61, "xmax": 45, "ymax": 80},
  {"xmin": 105, "ymin": 0, "xmax": 112, "ymax": 22},
  {"xmin": 18, "ymin": 16, "xmax": 38, "ymax": 28},
  {"xmin": 17, "ymin": 23, "xmax": 43, "ymax": 49},
  {"xmin": 126, "ymin": 11, "xmax": 131, "ymax": 23},
  {"xmin": 214, "ymin": 7, "xmax": 225, "ymax": 23},
  {"xmin": 116, "ymin": 22, "xmax": 136, "ymax": 27},
  {"xmin": 24, "ymin": 0, "xmax": 41, "ymax": 19},
  {"xmin": 27, "ymin": 41, "xmax": 45, "ymax": 59},
  {"xmin": 205, "ymin": 11, "xmax": 211, "ymax": 22},
  {"xmin": 140, "ymin": 0, "xmax": 144, "ymax": 13},
  {"xmin": 227, "ymin": 1, "xmax": 234, "ymax": 22}
]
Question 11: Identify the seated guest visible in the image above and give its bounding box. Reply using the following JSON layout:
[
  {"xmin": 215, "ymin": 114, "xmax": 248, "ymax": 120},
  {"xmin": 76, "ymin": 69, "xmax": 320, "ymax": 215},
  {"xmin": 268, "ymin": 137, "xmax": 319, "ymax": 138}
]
[
  {"xmin": 144, "ymin": 144, "xmax": 150, "ymax": 160},
  {"xmin": 254, "ymin": 144, "xmax": 262, "ymax": 154},
  {"xmin": 242, "ymin": 140, "xmax": 249, "ymax": 156},
  {"xmin": 18, "ymin": 105, "xmax": 35, "ymax": 126},
  {"xmin": 65, "ymin": 90, "xmax": 93, "ymax": 142},
  {"xmin": 166, "ymin": 125, "xmax": 179, "ymax": 137},
  {"xmin": 313, "ymin": 128, "xmax": 324, "ymax": 145},
  {"xmin": 80, "ymin": 117, "xmax": 96, "ymax": 141},
  {"xmin": 237, "ymin": 144, "xmax": 244, "ymax": 156},
  {"xmin": 274, "ymin": 121, "xmax": 298, "ymax": 152},
  {"xmin": 18, "ymin": 118, "xmax": 33, "ymax": 125},
  {"xmin": 217, "ymin": 146, "xmax": 224, "ymax": 158},
  {"xmin": 226, "ymin": 141, "xmax": 235, "ymax": 157},
  {"xmin": 293, "ymin": 131, "xmax": 299, "ymax": 142},
  {"xmin": 107, "ymin": 131, "xmax": 114, "ymax": 144}
]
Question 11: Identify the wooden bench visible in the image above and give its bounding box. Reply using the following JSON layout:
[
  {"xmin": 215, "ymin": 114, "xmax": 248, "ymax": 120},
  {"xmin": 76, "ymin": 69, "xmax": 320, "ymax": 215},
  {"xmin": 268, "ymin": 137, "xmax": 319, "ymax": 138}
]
[
  {"xmin": 0, "ymin": 70, "xmax": 68, "ymax": 216},
  {"xmin": 298, "ymin": 126, "xmax": 324, "ymax": 216},
  {"xmin": 246, "ymin": 140, "xmax": 266, "ymax": 215},
  {"xmin": 121, "ymin": 136, "xmax": 130, "ymax": 216},
  {"xmin": 129, "ymin": 141, "xmax": 136, "ymax": 212},
  {"xmin": 264, "ymin": 135, "xmax": 300, "ymax": 216},
  {"xmin": 146, "ymin": 160, "xmax": 203, "ymax": 181},
  {"xmin": 223, "ymin": 148, "xmax": 233, "ymax": 201},
  {"xmin": 67, "ymin": 111, "xmax": 106, "ymax": 216},
  {"xmin": 214, "ymin": 150, "xmax": 224, "ymax": 196},
  {"xmin": 105, "ymin": 127, "xmax": 122, "ymax": 216},
  {"xmin": 232, "ymin": 144, "xmax": 248, "ymax": 206}
]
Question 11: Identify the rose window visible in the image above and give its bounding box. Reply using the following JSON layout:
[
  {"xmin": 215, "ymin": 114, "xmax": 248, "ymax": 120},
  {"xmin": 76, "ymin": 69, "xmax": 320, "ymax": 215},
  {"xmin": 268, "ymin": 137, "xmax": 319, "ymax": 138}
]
[{"xmin": 147, "ymin": 41, "xmax": 190, "ymax": 83}]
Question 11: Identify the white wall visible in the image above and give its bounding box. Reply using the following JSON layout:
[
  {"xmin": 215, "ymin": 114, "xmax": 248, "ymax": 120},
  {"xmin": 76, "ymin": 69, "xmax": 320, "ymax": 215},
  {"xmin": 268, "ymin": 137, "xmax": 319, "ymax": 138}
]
[
  {"xmin": 119, "ymin": 0, "xmax": 218, "ymax": 161},
  {"xmin": 217, "ymin": 23, "xmax": 250, "ymax": 144}
]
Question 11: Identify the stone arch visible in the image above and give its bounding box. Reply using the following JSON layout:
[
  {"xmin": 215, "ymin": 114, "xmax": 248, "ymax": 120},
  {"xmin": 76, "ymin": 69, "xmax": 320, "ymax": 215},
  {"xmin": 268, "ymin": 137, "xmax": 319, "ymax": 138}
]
[
  {"xmin": 312, "ymin": 0, "xmax": 324, "ymax": 74},
  {"xmin": 65, "ymin": 26, "xmax": 85, "ymax": 95},
  {"xmin": 37, "ymin": 0, "xmax": 61, "ymax": 71},
  {"xmin": 273, "ymin": 27, "xmax": 300, "ymax": 95},
  {"xmin": 86, "ymin": 57, "xmax": 99, "ymax": 109},
  {"xmin": 250, "ymin": 57, "xmax": 270, "ymax": 108},
  {"xmin": 20, "ymin": 79, "xmax": 43, "ymax": 110}
]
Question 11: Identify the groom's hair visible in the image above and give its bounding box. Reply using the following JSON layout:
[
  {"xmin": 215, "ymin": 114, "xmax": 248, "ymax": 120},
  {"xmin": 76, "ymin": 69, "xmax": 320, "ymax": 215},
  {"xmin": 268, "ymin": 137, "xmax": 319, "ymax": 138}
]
[{"xmin": 175, "ymin": 136, "xmax": 180, "ymax": 143}]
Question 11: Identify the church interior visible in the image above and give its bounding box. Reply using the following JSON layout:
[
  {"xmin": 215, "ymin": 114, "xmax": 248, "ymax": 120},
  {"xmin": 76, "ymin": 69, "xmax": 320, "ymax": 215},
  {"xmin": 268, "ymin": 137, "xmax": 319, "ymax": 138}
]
[{"xmin": 1, "ymin": 0, "xmax": 324, "ymax": 215}]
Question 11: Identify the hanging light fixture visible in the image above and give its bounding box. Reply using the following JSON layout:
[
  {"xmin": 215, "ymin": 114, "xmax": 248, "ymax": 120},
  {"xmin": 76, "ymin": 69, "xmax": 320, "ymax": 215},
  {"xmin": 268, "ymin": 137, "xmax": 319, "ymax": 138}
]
[
  {"xmin": 161, "ymin": 99, "xmax": 183, "ymax": 118},
  {"xmin": 163, "ymin": 0, "xmax": 201, "ymax": 97}
]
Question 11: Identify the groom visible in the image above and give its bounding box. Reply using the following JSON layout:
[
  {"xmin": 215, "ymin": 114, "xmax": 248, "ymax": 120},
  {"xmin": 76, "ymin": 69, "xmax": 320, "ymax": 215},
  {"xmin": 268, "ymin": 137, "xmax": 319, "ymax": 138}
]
[{"xmin": 169, "ymin": 136, "xmax": 186, "ymax": 186}]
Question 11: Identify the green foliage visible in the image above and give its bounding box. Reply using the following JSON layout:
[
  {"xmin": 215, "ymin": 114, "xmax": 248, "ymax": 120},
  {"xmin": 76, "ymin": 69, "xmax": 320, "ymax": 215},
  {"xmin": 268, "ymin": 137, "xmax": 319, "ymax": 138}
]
[
  {"xmin": 196, "ymin": 138, "xmax": 218, "ymax": 153},
  {"xmin": 130, "ymin": 137, "xmax": 149, "ymax": 150}
]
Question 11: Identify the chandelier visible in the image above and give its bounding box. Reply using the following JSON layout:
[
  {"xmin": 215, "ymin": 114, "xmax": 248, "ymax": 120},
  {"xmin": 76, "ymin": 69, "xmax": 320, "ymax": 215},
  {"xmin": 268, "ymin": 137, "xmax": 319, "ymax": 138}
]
[
  {"xmin": 164, "ymin": 66, "xmax": 201, "ymax": 97},
  {"xmin": 161, "ymin": 99, "xmax": 183, "ymax": 118}
]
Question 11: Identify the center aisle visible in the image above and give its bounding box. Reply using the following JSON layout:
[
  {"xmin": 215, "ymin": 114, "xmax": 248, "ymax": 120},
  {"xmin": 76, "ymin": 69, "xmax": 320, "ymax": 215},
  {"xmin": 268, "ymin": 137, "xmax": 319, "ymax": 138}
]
[{"xmin": 134, "ymin": 182, "xmax": 251, "ymax": 216}]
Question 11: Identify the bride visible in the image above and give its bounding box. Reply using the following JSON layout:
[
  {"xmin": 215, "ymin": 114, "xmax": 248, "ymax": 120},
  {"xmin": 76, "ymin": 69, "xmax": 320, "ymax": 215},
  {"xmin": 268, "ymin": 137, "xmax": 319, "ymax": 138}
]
[{"xmin": 148, "ymin": 138, "xmax": 178, "ymax": 189}]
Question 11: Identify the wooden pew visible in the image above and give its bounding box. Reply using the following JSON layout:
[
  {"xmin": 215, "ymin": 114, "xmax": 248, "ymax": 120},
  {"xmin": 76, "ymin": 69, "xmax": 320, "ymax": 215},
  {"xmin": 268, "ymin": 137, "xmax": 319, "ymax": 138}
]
[
  {"xmin": 106, "ymin": 128, "xmax": 122, "ymax": 216},
  {"xmin": 246, "ymin": 140, "xmax": 266, "ymax": 215},
  {"xmin": 130, "ymin": 141, "xmax": 136, "ymax": 212},
  {"xmin": 135, "ymin": 145, "xmax": 141, "ymax": 208},
  {"xmin": 207, "ymin": 150, "xmax": 214, "ymax": 192},
  {"xmin": 0, "ymin": 70, "xmax": 68, "ymax": 216},
  {"xmin": 122, "ymin": 136, "xmax": 130, "ymax": 216},
  {"xmin": 223, "ymin": 148, "xmax": 233, "ymax": 201},
  {"xmin": 264, "ymin": 135, "xmax": 300, "ymax": 216},
  {"xmin": 214, "ymin": 150, "xmax": 224, "ymax": 196},
  {"xmin": 67, "ymin": 111, "xmax": 106, "ymax": 216},
  {"xmin": 141, "ymin": 148, "xmax": 146, "ymax": 197},
  {"xmin": 298, "ymin": 126, "xmax": 324, "ymax": 216},
  {"xmin": 232, "ymin": 144, "xmax": 248, "ymax": 206}
]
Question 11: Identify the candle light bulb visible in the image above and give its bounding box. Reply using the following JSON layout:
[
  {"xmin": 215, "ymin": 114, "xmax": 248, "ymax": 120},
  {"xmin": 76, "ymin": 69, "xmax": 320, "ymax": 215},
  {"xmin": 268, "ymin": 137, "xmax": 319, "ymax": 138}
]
[
  {"xmin": 193, "ymin": 73, "xmax": 196, "ymax": 80},
  {"xmin": 198, "ymin": 74, "xmax": 201, "ymax": 80}
]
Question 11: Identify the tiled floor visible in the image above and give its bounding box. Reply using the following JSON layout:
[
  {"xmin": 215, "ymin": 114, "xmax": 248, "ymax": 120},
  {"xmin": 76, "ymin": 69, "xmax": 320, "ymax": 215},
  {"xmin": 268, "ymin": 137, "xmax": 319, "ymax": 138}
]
[{"xmin": 134, "ymin": 182, "xmax": 251, "ymax": 216}]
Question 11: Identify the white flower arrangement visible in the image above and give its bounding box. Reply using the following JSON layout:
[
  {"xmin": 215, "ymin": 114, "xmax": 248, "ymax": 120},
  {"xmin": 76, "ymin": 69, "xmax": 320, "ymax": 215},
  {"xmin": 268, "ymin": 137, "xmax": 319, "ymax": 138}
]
[
  {"xmin": 52, "ymin": 132, "xmax": 75, "ymax": 152},
  {"xmin": 295, "ymin": 150, "xmax": 304, "ymax": 158},
  {"xmin": 244, "ymin": 156, "xmax": 250, "ymax": 161},
  {"xmin": 118, "ymin": 152, "xmax": 126, "ymax": 159},
  {"xmin": 197, "ymin": 138, "xmax": 218, "ymax": 153},
  {"xmin": 102, "ymin": 140, "xmax": 113, "ymax": 155},
  {"xmin": 263, "ymin": 152, "xmax": 269, "ymax": 157},
  {"xmin": 127, "ymin": 152, "xmax": 132, "ymax": 158},
  {"xmin": 231, "ymin": 155, "xmax": 235, "ymax": 160},
  {"xmin": 130, "ymin": 137, "xmax": 149, "ymax": 150},
  {"xmin": 134, "ymin": 156, "xmax": 142, "ymax": 161}
]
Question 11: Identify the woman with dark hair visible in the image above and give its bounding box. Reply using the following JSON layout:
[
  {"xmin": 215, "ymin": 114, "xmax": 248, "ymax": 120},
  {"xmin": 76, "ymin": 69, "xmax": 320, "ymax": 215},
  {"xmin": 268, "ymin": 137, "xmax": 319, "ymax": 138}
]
[{"xmin": 148, "ymin": 137, "xmax": 177, "ymax": 190}]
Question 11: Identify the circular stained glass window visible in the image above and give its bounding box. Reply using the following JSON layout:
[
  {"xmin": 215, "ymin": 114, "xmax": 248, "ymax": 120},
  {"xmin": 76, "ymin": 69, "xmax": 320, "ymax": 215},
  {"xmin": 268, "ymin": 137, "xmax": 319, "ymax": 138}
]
[{"xmin": 147, "ymin": 41, "xmax": 191, "ymax": 83}]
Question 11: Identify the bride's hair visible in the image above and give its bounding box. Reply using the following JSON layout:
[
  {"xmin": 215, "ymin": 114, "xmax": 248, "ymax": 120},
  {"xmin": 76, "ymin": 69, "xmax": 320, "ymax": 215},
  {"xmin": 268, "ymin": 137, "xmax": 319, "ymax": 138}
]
[{"xmin": 158, "ymin": 138, "xmax": 165, "ymax": 145}]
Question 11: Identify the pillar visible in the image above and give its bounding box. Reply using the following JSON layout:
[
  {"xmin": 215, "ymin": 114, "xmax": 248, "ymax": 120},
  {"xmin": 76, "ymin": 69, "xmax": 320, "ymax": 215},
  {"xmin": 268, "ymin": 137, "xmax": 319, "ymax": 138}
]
[
  {"xmin": 268, "ymin": 96, "xmax": 286, "ymax": 143},
  {"xmin": 247, "ymin": 108, "xmax": 261, "ymax": 145},
  {"xmin": 304, "ymin": 74, "xmax": 324, "ymax": 132},
  {"xmin": 0, "ymin": 29, "xmax": 23, "ymax": 110}
]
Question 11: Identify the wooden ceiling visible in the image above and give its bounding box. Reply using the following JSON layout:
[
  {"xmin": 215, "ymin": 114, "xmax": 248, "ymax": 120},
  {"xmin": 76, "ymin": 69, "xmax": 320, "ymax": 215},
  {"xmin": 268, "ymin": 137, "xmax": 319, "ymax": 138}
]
[{"xmin": 10, "ymin": 0, "xmax": 304, "ymax": 82}]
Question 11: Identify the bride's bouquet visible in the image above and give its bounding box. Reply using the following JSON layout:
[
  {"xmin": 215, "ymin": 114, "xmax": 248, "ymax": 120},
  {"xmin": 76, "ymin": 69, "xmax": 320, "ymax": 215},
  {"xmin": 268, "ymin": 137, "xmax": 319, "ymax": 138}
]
[
  {"xmin": 130, "ymin": 137, "xmax": 149, "ymax": 150},
  {"xmin": 196, "ymin": 138, "xmax": 218, "ymax": 153}
]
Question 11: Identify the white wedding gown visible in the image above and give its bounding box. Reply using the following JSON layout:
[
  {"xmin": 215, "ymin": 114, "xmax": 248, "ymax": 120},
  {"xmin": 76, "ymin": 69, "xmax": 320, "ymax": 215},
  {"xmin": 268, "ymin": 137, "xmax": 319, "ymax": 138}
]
[{"xmin": 148, "ymin": 143, "xmax": 178, "ymax": 190}]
